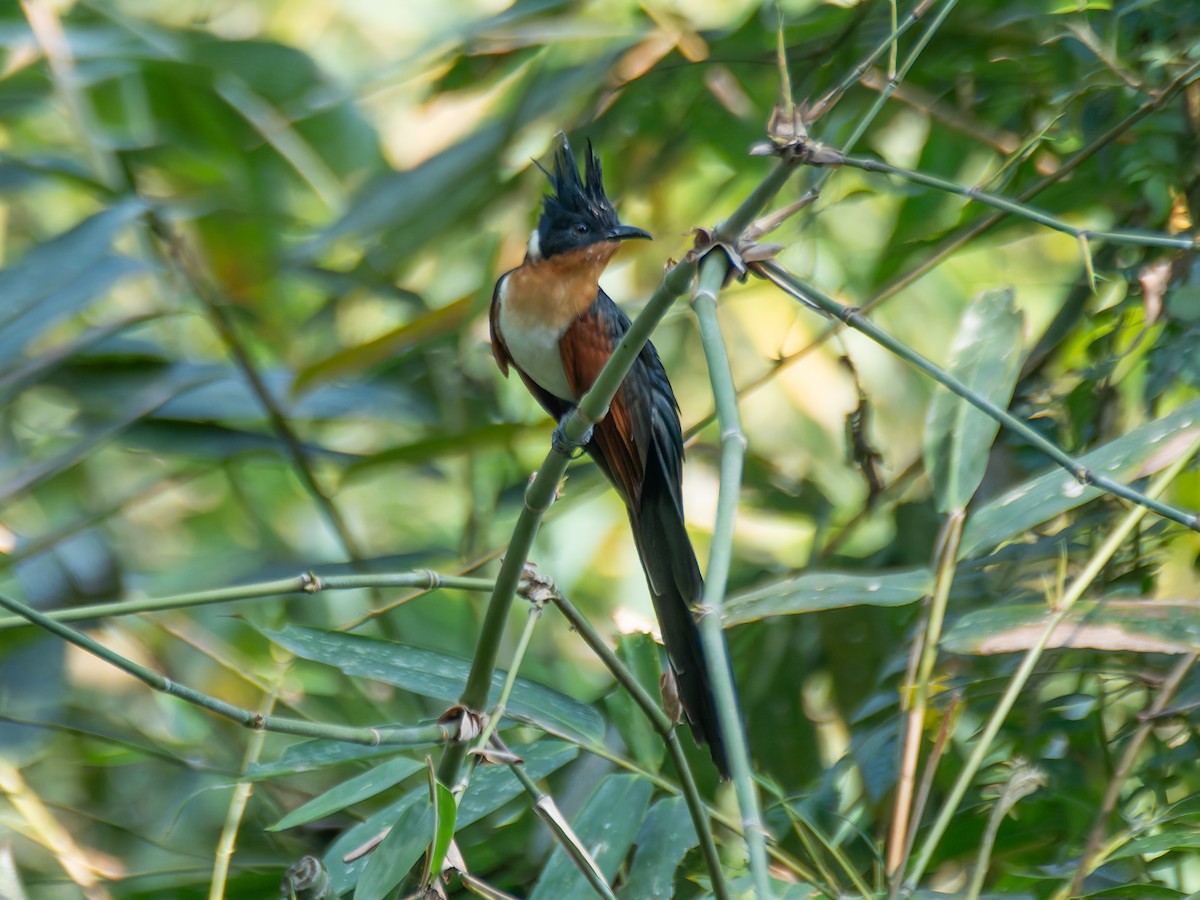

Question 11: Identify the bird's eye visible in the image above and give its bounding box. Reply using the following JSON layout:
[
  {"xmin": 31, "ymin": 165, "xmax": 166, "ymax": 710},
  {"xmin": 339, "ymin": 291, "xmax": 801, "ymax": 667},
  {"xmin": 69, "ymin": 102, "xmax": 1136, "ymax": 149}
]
[{"xmin": 573, "ymin": 222, "xmax": 589, "ymax": 235}]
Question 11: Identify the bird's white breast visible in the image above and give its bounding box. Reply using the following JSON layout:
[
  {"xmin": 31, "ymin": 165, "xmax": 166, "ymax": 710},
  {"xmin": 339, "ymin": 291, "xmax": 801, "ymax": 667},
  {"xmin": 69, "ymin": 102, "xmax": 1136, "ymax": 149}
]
[{"xmin": 496, "ymin": 275, "xmax": 575, "ymax": 400}]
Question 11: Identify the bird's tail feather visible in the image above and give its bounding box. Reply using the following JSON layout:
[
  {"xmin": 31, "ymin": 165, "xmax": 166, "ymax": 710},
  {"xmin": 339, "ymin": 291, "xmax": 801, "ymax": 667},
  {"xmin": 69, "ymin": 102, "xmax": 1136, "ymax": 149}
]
[{"xmin": 631, "ymin": 466, "xmax": 734, "ymax": 779}]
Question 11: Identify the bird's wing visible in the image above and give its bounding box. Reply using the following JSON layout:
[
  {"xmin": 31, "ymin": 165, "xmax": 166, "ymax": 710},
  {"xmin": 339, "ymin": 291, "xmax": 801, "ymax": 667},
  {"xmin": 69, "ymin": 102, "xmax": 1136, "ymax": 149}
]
[{"xmin": 561, "ymin": 289, "xmax": 684, "ymax": 510}]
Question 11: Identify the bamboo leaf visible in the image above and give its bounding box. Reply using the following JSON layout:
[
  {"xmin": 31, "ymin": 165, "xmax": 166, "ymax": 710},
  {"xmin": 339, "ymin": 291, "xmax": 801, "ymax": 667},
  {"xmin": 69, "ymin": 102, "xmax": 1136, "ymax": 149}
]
[
  {"xmin": 261, "ymin": 624, "xmax": 604, "ymax": 743},
  {"xmin": 925, "ymin": 288, "xmax": 1025, "ymax": 513},
  {"xmin": 354, "ymin": 795, "xmax": 433, "ymax": 900},
  {"xmin": 530, "ymin": 773, "xmax": 652, "ymax": 900},
  {"xmin": 942, "ymin": 599, "xmax": 1200, "ymax": 655},
  {"xmin": 269, "ymin": 756, "xmax": 425, "ymax": 830},
  {"xmin": 426, "ymin": 766, "xmax": 457, "ymax": 885},
  {"xmin": 1107, "ymin": 829, "xmax": 1200, "ymax": 860},
  {"xmin": 324, "ymin": 741, "xmax": 576, "ymax": 894},
  {"xmin": 619, "ymin": 796, "xmax": 698, "ymax": 900},
  {"xmin": 249, "ymin": 740, "xmax": 402, "ymax": 779},
  {"xmin": 723, "ymin": 567, "xmax": 933, "ymax": 626},
  {"xmin": 0, "ymin": 199, "xmax": 148, "ymax": 362},
  {"xmin": 293, "ymin": 294, "xmax": 475, "ymax": 395},
  {"xmin": 604, "ymin": 632, "xmax": 666, "ymax": 774}
]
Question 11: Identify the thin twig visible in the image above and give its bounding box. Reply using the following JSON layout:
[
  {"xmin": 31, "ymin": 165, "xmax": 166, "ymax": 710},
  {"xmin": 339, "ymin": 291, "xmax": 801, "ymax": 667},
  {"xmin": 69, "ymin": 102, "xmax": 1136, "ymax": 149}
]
[
  {"xmin": 0, "ymin": 570, "xmax": 496, "ymax": 632},
  {"xmin": 838, "ymin": 153, "xmax": 1197, "ymax": 251},
  {"xmin": 887, "ymin": 513, "xmax": 963, "ymax": 875},
  {"xmin": 888, "ymin": 691, "xmax": 960, "ymax": 899},
  {"xmin": 454, "ymin": 589, "xmax": 547, "ymax": 798},
  {"xmin": 210, "ymin": 662, "xmax": 286, "ymax": 899},
  {"xmin": 824, "ymin": 0, "xmax": 960, "ymax": 172},
  {"xmin": 0, "ymin": 590, "xmax": 448, "ymax": 748}
]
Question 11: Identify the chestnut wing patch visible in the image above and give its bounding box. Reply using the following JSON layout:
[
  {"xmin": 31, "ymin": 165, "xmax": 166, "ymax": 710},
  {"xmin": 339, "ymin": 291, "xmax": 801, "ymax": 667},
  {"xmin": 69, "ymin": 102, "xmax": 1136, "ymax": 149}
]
[{"xmin": 560, "ymin": 302, "xmax": 650, "ymax": 508}]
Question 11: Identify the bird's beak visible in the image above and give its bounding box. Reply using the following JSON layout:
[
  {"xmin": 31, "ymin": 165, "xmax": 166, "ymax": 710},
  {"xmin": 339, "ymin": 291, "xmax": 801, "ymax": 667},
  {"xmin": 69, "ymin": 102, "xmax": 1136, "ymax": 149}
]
[{"xmin": 607, "ymin": 224, "xmax": 652, "ymax": 242}]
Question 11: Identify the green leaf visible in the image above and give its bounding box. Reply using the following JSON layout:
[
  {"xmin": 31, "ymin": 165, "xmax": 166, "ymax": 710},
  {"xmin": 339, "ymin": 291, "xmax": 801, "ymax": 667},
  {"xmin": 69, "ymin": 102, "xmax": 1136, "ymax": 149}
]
[
  {"xmin": 354, "ymin": 795, "xmax": 433, "ymax": 900},
  {"xmin": 942, "ymin": 599, "xmax": 1200, "ymax": 656},
  {"xmin": 269, "ymin": 756, "xmax": 424, "ymax": 831},
  {"xmin": 0, "ymin": 313, "xmax": 160, "ymax": 404},
  {"xmin": 1079, "ymin": 887, "xmax": 1186, "ymax": 899},
  {"xmin": 126, "ymin": 420, "xmax": 358, "ymax": 464},
  {"xmin": 925, "ymin": 289, "xmax": 1025, "ymax": 513},
  {"xmin": 1044, "ymin": 0, "xmax": 1112, "ymax": 12},
  {"xmin": 426, "ymin": 766, "xmax": 457, "ymax": 885},
  {"xmin": 293, "ymin": 294, "xmax": 475, "ymax": 395},
  {"xmin": 529, "ymin": 773, "xmax": 652, "ymax": 900},
  {"xmin": 0, "ymin": 378, "xmax": 214, "ymax": 506},
  {"xmin": 261, "ymin": 624, "xmax": 604, "ymax": 743},
  {"xmin": 959, "ymin": 400, "xmax": 1200, "ymax": 558},
  {"xmin": 313, "ymin": 125, "xmax": 506, "ymax": 253},
  {"xmin": 1107, "ymin": 828, "xmax": 1200, "ymax": 860},
  {"xmin": 0, "ymin": 200, "xmax": 148, "ymax": 362},
  {"xmin": 348, "ymin": 423, "xmax": 540, "ymax": 475},
  {"xmin": 249, "ymin": 740, "xmax": 402, "ymax": 779},
  {"xmin": 324, "ymin": 741, "xmax": 576, "ymax": 894},
  {"xmin": 619, "ymin": 796, "xmax": 697, "ymax": 900},
  {"xmin": 604, "ymin": 632, "xmax": 666, "ymax": 774},
  {"xmin": 723, "ymin": 568, "xmax": 933, "ymax": 626}
]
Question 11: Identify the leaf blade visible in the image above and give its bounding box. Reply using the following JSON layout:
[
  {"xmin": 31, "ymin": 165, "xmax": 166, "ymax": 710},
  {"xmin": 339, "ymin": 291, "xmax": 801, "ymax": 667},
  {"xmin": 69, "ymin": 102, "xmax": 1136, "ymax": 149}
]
[
  {"xmin": 260, "ymin": 624, "xmax": 605, "ymax": 743},
  {"xmin": 924, "ymin": 288, "xmax": 1025, "ymax": 513},
  {"xmin": 723, "ymin": 567, "xmax": 933, "ymax": 627}
]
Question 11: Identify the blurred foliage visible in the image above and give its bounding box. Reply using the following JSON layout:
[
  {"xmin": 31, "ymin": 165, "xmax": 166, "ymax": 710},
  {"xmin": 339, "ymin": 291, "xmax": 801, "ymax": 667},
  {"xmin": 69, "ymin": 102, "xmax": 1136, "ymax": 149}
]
[{"xmin": 1, "ymin": 0, "xmax": 1199, "ymax": 897}]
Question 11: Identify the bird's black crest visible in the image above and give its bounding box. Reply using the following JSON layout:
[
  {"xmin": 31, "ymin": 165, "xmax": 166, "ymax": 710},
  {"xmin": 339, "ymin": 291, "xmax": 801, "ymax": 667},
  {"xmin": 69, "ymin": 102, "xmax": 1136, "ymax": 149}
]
[
  {"xmin": 532, "ymin": 137, "xmax": 623, "ymax": 258},
  {"xmin": 538, "ymin": 138, "xmax": 617, "ymax": 225}
]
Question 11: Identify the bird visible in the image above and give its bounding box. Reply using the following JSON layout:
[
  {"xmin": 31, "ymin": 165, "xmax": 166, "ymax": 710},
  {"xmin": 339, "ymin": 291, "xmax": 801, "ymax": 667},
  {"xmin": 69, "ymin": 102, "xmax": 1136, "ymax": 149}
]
[{"xmin": 489, "ymin": 136, "xmax": 732, "ymax": 778}]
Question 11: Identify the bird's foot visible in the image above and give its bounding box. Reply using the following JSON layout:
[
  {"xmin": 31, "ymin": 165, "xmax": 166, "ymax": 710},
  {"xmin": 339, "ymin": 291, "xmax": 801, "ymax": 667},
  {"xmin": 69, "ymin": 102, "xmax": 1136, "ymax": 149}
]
[{"xmin": 552, "ymin": 416, "xmax": 592, "ymax": 459}]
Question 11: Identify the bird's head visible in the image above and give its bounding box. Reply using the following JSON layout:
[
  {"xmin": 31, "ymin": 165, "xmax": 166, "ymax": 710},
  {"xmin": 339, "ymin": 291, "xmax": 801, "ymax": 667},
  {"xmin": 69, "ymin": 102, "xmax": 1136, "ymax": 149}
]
[{"xmin": 527, "ymin": 137, "xmax": 651, "ymax": 262}]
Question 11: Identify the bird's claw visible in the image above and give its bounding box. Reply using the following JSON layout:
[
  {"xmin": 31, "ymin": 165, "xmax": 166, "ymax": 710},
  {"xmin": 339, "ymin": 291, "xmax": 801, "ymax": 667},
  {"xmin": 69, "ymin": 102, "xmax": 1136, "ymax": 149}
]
[{"xmin": 552, "ymin": 418, "xmax": 592, "ymax": 458}]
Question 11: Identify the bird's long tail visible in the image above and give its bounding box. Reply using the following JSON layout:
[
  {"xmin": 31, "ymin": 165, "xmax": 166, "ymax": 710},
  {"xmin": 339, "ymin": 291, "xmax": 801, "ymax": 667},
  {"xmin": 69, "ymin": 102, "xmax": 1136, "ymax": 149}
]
[{"xmin": 630, "ymin": 456, "xmax": 733, "ymax": 779}]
